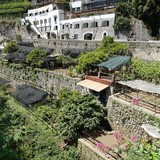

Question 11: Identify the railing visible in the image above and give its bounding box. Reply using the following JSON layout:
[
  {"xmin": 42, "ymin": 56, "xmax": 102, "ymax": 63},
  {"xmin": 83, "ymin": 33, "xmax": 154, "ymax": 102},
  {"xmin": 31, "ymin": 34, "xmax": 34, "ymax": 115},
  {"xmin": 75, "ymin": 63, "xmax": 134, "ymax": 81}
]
[{"xmin": 115, "ymin": 92, "xmax": 160, "ymax": 113}]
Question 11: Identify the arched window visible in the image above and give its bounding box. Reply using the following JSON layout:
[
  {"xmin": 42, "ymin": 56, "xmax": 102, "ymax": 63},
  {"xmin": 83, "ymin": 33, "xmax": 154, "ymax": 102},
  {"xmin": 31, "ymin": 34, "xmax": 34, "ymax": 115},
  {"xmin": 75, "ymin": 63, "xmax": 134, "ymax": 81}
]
[
  {"xmin": 40, "ymin": 20, "xmax": 43, "ymax": 24},
  {"xmin": 101, "ymin": 21, "xmax": 109, "ymax": 27},
  {"xmin": 61, "ymin": 34, "xmax": 64, "ymax": 39},
  {"xmin": 90, "ymin": 22, "xmax": 98, "ymax": 28},
  {"xmin": 44, "ymin": 19, "xmax": 47, "ymax": 24},
  {"xmin": 36, "ymin": 20, "xmax": 39, "ymax": 25},
  {"xmin": 82, "ymin": 23, "xmax": 89, "ymax": 28},
  {"xmin": 84, "ymin": 33, "xmax": 93, "ymax": 40},
  {"xmin": 74, "ymin": 23, "xmax": 80, "ymax": 29},
  {"xmin": 48, "ymin": 18, "xmax": 51, "ymax": 24},
  {"xmin": 103, "ymin": 32, "xmax": 108, "ymax": 37}
]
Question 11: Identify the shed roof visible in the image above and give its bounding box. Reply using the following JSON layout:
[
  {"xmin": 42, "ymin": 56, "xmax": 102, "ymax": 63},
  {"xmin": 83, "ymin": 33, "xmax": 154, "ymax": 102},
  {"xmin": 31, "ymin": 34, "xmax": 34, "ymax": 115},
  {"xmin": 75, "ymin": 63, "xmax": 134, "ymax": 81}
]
[
  {"xmin": 97, "ymin": 56, "xmax": 130, "ymax": 70},
  {"xmin": 118, "ymin": 80, "xmax": 160, "ymax": 94}
]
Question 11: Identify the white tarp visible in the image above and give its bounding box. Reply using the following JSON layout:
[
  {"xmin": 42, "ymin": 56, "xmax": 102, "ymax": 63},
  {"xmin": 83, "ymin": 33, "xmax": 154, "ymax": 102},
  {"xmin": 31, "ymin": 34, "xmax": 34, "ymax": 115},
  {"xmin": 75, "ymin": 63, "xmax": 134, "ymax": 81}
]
[
  {"xmin": 118, "ymin": 80, "xmax": 160, "ymax": 94},
  {"xmin": 141, "ymin": 124, "xmax": 160, "ymax": 139}
]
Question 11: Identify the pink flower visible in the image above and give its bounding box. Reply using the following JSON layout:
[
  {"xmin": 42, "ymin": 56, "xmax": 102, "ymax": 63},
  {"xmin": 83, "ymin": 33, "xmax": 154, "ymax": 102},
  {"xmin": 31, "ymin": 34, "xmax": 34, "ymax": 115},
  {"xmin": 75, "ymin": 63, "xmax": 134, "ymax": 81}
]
[
  {"xmin": 131, "ymin": 97, "xmax": 139, "ymax": 105},
  {"xmin": 130, "ymin": 135, "xmax": 137, "ymax": 142},
  {"xmin": 96, "ymin": 143, "xmax": 111, "ymax": 152},
  {"xmin": 113, "ymin": 131, "xmax": 124, "ymax": 142}
]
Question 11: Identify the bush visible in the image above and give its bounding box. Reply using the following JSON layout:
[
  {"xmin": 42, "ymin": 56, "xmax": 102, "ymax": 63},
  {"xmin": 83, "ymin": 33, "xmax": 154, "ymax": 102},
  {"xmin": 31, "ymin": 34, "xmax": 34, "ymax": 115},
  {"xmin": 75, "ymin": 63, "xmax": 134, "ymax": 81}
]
[
  {"xmin": 2, "ymin": 41, "xmax": 19, "ymax": 54},
  {"xmin": 26, "ymin": 48, "xmax": 46, "ymax": 68},
  {"xmin": 55, "ymin": 88, "xmax": 106, "ymax": 140},
  {"xmin": 114, "ymin": 16, "xmax": 132, "ymax": 31}
]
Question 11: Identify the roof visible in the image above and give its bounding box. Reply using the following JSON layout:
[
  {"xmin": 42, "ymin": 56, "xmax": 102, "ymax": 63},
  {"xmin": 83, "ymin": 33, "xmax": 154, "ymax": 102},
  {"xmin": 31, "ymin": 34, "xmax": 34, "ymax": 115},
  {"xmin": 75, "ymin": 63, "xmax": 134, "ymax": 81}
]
[
  {"xmin": 77, "ymin": 79, "xmax": 109, "ymax": 92},
  {"xmin": 118, "ymin": 80, "xmax": 160, "ymax": 94},
  {"xmin": 97, "ymin": 56, "xmax": 130, "ymax": 70}
]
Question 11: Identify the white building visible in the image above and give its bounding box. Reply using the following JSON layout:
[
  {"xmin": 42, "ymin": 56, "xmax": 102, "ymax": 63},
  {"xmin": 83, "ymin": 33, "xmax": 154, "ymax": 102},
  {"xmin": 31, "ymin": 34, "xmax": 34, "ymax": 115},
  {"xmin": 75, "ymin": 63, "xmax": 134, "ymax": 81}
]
[
  {"xmin": 23, "ymin": 4, "xmax": 64, "ymax": 39},
  {"xmin": 22, "ymin": 3, "xmax": 115, "ymax": 40},
  {"xmin": 59, "ymin": 13, "xmax": 115, "ymax": 40}
]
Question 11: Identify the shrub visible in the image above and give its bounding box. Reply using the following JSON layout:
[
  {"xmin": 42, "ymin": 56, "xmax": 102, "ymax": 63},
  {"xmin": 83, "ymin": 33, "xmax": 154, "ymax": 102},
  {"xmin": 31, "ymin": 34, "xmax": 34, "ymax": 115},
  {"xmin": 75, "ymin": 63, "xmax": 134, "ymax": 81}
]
[{"xmin": 2, "ymin": 41, "xmax": 19, "ymax": 54}]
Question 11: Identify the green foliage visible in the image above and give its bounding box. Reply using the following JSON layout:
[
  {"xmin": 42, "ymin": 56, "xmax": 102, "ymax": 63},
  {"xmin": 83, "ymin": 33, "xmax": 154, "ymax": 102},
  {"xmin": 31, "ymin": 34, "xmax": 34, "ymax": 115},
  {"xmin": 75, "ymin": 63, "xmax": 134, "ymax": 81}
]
[
  {"xmin": 55, "ymin": 88, "xmax": 106, "ymax": 140},
  {"xmin": 0, "ymin": 87, "xmax": 80, "ymax": 160},
  {"xmin": 126, "ymin": 140, "xmax": 160, "ymax": 160},
  {"xmin": 114, "ymin": 16, "xmax": 132, "ymax": 31},
  {"xmin": 56, "ymin": 55, "xmax": 77, "ymax": 68},
  {"xmin": 26, "ymin": 48, "xmax": 46, "ymax": 68},
  {"xmin": 0, "ymin": 1, "xmax": 31, "ymax": 18},
  {"xmin": 15, "ymin": 34, "xmax": 22, "ymax": 42},
  {"xmin": 3, "ymin": 41, "xmax": 19, "ymax": 54},
  {"xmin": 116, "ymin": 1, "xmax": 160, "ymax": 37},
  {"xmin": 76, "ymin": 36, "xmax": 128, "ymax": 74},
  {"xmin": 114, "ymin": 3, "xmax": 132, "ymax": 32},
  {"xmin": 120, "ymin": 58, "xmax": 160, "ymax": 83}
]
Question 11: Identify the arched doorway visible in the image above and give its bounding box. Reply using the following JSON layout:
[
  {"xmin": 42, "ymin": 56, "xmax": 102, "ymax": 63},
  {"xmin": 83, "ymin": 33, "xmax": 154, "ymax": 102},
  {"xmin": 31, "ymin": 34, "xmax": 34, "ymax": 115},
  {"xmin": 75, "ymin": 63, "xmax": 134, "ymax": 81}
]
[{"xmin": 84, "ymin": 33, "xmax": 93, "ymax": 40}]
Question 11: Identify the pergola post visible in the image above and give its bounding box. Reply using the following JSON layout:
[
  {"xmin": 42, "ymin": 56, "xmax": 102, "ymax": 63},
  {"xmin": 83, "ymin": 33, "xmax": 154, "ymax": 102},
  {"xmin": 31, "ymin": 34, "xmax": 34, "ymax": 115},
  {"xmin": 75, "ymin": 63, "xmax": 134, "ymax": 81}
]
[{"xmin": 98, "ymin": 67, "xmax": 101, "ymax": 78}]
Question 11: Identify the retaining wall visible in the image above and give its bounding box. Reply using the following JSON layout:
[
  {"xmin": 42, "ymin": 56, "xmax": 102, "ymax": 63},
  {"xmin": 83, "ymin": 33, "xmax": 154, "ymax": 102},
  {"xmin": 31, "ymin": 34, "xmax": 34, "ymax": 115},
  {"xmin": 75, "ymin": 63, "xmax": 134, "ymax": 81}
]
[
  {"xmin": 23, "ymin": 39, "xmax": 160, "ymax": 61},
  {"xmin": 107, "ymin": 96, "xmax": 160, "ymax": 139},
  {"xmin": 0, "ymin": 62, "xmax": 87, "ymax": 94}
]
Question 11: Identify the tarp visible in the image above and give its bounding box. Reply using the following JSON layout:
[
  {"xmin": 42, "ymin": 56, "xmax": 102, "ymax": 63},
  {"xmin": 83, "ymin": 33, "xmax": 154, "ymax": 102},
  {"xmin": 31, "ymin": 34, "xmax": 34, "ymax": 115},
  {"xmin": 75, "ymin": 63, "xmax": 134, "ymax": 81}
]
[
  {"xmin": 97, "ymin": 56, "xmax": 130, "ymax": 70},
  {"xmin": 11, "ymin": 84, "xmax": 47, "ymax": 106},
  {"xmin": 77, "ymin": 79, "xmax": 109, "ymax": 92},
  {"xmin": 118, "ymin": 80, "xmax": 160, "ymax": 94},
  {"xmin": 141, "ymin": 124, "xmax": 160, "ymax": 138}
]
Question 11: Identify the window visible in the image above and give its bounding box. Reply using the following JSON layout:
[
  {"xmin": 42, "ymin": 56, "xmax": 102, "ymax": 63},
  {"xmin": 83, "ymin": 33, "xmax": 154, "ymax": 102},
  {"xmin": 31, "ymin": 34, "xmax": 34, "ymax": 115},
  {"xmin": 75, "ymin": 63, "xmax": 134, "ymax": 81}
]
[
  {"xmin": 61, "ymin": 34, "xmax": 64, "ymax": 39},
  {"xmin": 74, "ymin": 23, "xmax": 80, "ymax": 29},
  {"xmin": 82, "ymin": 23, "xmax": 89, "ymax": 28},
  {"xmin": 84, "ymin": 33, "xmax": 93, "ymax": 40},
  {"xmin": 90, "ymin": 22, "xmax": 98, "ymax": 28},
  {"xmin": 70, "ymin": 24, "xmax": 72, "ymax": 29},
  {"xmin": 44, "ymin": 19, "xmax": 47, "ymax": 24},
  {"xmin": 40, "ymin": 20, "xmax": 43, "ymax": 24},
  {"xmin": 54, "ymin": 26, "xmax": 58, "ymax": 30},
  {"xmin": 36, "ymin": 20, "xmax": 39, "ymax": 25},
  {"xmin": 54, "ymin": 16, "xmax": 57, "ymax": 23},
  {"xmin": 48, "ymin": 18, "xmax": 51, "ymax": 24},
  {"xmin": 103, "ymin": 32, "xmax": 108, "ymax": 37},
  {"xmin": 101, "ymin": 21, "xmax": 109, "ymax": 27},
  {"xmin": 73, "ymin": 34, "xmax": 78, "ymax": 39}
]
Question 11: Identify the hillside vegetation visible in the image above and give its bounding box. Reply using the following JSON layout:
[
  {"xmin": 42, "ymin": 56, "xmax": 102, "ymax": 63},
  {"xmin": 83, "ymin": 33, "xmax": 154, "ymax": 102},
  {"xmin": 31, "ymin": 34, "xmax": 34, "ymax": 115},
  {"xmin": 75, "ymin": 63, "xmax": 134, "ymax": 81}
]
[
  {"xmin": 0, "ymin": 0, "xmax": 31, "ymax": 18},
  {"xmin": 115, "ymin": 1, "xmax": 160, "ymax": 38}
]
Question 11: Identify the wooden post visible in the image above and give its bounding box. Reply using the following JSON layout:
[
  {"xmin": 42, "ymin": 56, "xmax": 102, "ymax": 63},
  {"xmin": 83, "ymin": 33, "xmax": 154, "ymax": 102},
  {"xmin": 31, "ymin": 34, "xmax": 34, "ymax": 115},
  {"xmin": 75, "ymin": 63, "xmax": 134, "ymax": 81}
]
[{"xmin": 98, "ymin": 67, "xmax": 101, "ymax": 78}]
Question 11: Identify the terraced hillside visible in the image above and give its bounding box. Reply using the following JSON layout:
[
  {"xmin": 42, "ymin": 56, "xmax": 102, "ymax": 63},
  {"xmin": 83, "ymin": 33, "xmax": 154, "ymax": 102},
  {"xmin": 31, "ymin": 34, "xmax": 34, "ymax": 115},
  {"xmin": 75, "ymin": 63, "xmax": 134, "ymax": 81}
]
[{"xmin": 0, "ymin": 0, "xmax": 31, "ymax": 18}]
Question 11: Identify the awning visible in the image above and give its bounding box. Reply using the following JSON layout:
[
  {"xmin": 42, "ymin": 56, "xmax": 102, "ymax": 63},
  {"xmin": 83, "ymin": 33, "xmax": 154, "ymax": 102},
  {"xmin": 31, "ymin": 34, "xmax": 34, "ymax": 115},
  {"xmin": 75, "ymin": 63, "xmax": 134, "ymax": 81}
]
[
  {"xmin": 97, "ymin": 56, "xmax": 130, "ymax": 70},
  {"xmin": 77, "ymin": 79, "xmax": 109, "ymax": 92}
]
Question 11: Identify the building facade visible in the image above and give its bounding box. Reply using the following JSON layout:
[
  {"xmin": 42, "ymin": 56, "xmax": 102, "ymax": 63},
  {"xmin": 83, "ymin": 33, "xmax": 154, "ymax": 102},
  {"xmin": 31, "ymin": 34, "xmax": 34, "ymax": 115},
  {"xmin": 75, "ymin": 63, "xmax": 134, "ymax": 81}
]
[{"xmin": 22, "ymin": 3, "xmax": 115, "ymax": 40}]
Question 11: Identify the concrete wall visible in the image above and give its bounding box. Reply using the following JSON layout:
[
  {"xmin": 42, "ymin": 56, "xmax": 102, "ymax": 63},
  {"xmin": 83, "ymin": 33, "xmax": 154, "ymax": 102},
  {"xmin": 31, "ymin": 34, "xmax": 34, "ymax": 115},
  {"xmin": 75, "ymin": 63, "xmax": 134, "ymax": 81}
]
[
  {"xmin": 107, "ymin": 96, "xmax": 160, "ymax": 139},
  {"xmin": 23, "ymin": 39, "xmax": 160, "ymax": 61}
]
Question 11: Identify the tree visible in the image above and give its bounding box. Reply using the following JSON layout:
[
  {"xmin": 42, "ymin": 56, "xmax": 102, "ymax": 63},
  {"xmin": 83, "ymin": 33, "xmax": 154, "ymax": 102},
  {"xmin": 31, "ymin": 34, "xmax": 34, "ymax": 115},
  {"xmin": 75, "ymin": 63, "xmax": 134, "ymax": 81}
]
[
  {"xmin": 76, "ymin": 36, "xmax": 128, "ymax": 74},
  {"xmin": 55, "ymin": 88, "xmax": 106, "ymax": 140},
  {"xmin": 26, "ymin": 48, "xmax": 46, "ymax": 68},
  {"xmin": 2, "ymin": 41, "xmax": 19, "ymax": 54}
]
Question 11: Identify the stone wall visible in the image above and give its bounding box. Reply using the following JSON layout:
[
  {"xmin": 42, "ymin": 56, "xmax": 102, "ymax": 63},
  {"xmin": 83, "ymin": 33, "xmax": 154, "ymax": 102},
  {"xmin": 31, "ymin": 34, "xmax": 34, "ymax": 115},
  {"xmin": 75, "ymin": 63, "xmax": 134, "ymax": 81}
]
[
  {"xmin": 107, "ymin": 96, "xmax": 160, "ymax": 139},
  {"xmin": 23, "ymin": 39, "xmax": 160, "ymax": 61},
  {"xmin": 0, "ymin": 62, "xmax": 87, "ymax": 94}
]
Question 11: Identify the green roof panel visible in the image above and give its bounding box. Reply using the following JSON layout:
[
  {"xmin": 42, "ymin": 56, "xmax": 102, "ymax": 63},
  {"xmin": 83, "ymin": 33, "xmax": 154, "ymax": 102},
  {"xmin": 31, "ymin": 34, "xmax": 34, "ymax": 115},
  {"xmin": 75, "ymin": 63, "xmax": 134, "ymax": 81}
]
[{"xmin": 97, "ymin": 56, "xmax": 130, "ymax": 70}]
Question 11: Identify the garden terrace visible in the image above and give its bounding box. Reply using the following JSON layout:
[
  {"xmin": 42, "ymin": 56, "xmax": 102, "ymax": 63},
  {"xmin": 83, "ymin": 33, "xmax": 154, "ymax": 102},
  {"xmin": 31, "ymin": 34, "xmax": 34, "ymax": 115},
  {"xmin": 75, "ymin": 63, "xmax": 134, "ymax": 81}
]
[
  {"xmin": 115, "ymin": 80, "xmax": 160, "ymax": 114},
  {"xmin": 0, "ymin": 1, "xmax": 31, "ymax": 18}
]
